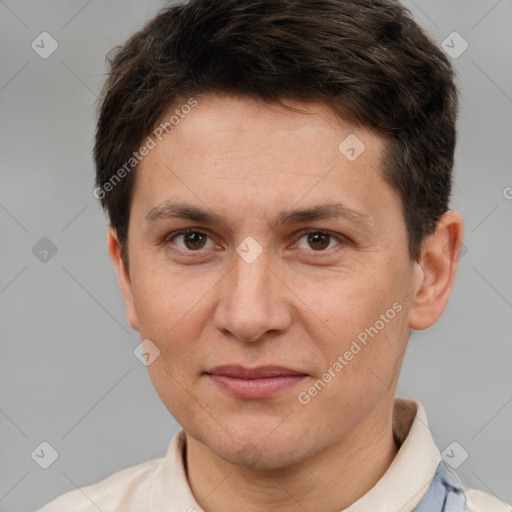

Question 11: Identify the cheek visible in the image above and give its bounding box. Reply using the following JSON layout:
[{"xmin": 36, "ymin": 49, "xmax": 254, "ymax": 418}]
[
  {"xmin": 129, "ymin": 273, "xmax": 213, "ymax": 409},
  {"xmin": 303, "ymin": 265, "xmax": 397, "ymax": 337},
  {"xmin": 296, "ymin": 294, "xmax": 407, "ymax": 427},
  {"xmin": 131, "ymin": 262, "xmax": 216, "ymax": 340},
  {"xmin": 303, "ymin": 264, "xmax": 407, "ymax": 381}
]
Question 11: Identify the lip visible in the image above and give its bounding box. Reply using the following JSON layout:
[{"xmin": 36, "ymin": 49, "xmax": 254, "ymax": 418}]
[{"xmin": 205, "ymin": 365, "xmax": 308, "ymax": 399}]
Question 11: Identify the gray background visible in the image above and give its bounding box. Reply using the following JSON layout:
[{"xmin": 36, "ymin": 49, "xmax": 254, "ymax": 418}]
[{"xmin": 0, "ymin": 1, "xmax": 511, "ymax": 510}]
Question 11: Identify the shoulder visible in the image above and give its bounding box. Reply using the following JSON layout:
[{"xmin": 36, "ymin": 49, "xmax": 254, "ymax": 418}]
[
  {"xmin": 36, "ymin": 456, "xmax": 162, "ymax": 512},
  {"xmin": 465, "ymin": 488, "xmax": 512, "ymax": 512}
]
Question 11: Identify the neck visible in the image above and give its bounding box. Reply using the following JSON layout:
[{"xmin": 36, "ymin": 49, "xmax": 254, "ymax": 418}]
[{"xmin": 185, "ymin": 398, "xmax": 400, "ymax": 512}]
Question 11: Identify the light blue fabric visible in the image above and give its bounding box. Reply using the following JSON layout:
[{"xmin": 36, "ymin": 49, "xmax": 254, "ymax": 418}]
[{"xmin": 413, "ymin": 460, "xmax": 468, "ymax": 511}]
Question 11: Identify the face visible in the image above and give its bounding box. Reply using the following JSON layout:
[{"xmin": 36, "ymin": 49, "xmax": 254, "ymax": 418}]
[{"xmin": 110, "ymin": 94, "xmax": 427, "ymax": 469}]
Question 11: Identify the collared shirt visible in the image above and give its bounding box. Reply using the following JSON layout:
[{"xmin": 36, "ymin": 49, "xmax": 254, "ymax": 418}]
[{"xmin": 37, "ymin": 396, "xmax": 511, "ymax": 512}]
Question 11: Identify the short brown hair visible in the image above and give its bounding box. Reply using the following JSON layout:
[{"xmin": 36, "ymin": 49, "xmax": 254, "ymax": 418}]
[{"xmin": 94, "ymin": 0, "xmax": 458, "ymax": 264}]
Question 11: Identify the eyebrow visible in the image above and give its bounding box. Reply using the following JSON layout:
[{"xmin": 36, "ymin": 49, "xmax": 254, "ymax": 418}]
[{"xmin": 144, "ymin": 201, "xmax": 374, "ymax": 230}]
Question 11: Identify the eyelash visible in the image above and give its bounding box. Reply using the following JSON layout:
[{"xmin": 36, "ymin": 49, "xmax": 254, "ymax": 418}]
[{"xmin": 164, "ymin": 228, "xmax": 347, "ymax": 257}]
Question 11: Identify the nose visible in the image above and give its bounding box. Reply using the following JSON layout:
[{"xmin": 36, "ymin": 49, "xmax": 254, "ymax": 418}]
[{"xmin": 213, "ymin": 245, "xmax": 293, "ymax": 343}]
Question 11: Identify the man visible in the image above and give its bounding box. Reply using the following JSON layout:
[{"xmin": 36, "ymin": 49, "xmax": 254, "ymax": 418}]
[{"xmin": 38, "ymin": 0, "xmax": 511, "ymax": 510}]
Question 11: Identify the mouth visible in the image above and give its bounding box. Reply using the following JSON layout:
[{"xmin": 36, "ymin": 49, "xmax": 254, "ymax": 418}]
[{"xmin": 205, "ymin": 365, "xmax": 309, "ymax": 399}]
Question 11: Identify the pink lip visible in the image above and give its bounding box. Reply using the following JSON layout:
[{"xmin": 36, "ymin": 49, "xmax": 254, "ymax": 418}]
[{"xmin": 205, "ymin": 365, "xmax": 308, "ymax": 399}]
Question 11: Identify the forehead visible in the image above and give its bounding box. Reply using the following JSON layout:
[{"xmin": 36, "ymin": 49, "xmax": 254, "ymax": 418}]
[
  {"xmin": 161, "ymin": 94, "xmax": 381, "ymax": 164},
  {"xmin": 132, "ymin": 94, "xmax": 401, "ymax": 230}
]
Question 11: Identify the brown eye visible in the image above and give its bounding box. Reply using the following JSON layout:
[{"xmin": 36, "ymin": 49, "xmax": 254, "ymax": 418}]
[
  {"xmin": 294, "ymin": 230, "xmax": 345, "ymax": 253},
  {"xmin": 307, "ymin": 232, "xmax": 331, "ymax": 250},
  {"xmin": 183, "ymin": 231, "xmax": 207, "ymax": 250},
  {"xmin": 169, "ymin": 230, "xmax": 214, "ymax": 251}
]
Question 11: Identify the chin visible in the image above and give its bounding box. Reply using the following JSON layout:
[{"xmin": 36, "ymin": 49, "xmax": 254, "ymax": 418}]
[
  {"xmin": 222, "ymin": 439, "xmax": 309, "ymax": 470},
  {"xmin": 191, "ymin": 418, "xmax": 314, "ymax": 470}
]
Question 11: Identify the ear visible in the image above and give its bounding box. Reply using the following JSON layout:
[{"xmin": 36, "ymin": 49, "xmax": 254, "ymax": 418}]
[
  {"xmin": 407, "ymin": 210, "xmax": 464, "ymax": 330},
  {"xmin": 107, "ymin": 227, "xmax": 139, "ymax": 331}
]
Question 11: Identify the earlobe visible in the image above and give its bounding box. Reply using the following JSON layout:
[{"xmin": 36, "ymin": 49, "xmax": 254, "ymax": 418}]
[
  {"xmin": 107, "ymin": 227, "xmax": 139, "ymax": 331},
  {"xmin": 407, "ymin": 210, "xmax": 464, "ymax": 331}
]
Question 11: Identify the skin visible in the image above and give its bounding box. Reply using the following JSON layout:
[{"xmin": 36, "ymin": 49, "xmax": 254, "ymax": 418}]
[{"xmin": 108, "ymin": 94, "xmax": 464, "ymax": 512}]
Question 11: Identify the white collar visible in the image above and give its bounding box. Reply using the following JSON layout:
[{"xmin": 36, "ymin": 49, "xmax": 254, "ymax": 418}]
[{"xmin": 344, "ymin": 396, "xmax": 441, "ymax": 511}]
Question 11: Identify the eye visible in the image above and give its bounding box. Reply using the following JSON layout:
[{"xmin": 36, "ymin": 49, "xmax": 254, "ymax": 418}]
[
  {"xmin": 164, "ymin": 228, "xmax": 346, "ymax": 256},
  {"xmin": 295, "ymin": 231, "xmax": 345, "ymax": 252},
  {"xmin": 167, "ymin": 229, "xmax": 216, "ymax": 251}
]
